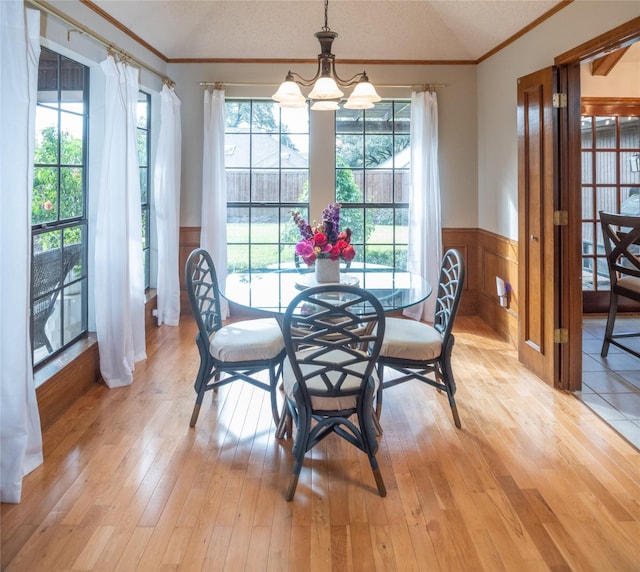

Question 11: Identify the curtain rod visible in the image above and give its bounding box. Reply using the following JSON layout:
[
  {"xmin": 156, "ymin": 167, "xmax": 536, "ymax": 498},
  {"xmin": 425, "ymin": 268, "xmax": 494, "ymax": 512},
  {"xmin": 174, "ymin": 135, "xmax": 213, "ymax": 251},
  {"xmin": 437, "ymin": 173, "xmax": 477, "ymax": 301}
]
[
  {"xmin": 26, "ymin": 0, "xmax": 175, "ymax": 88},
  {"xmin": 200, "ymin": 82, "xmax": 445, "ymax": 91}
]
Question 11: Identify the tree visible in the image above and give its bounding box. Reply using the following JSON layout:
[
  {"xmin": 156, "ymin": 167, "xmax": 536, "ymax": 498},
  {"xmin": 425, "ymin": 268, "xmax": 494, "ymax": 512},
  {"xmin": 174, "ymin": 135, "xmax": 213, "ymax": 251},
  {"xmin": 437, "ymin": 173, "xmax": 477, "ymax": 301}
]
[{"xmin": 32, "ymin": 126, "xmax": 83, "ymax": 249}]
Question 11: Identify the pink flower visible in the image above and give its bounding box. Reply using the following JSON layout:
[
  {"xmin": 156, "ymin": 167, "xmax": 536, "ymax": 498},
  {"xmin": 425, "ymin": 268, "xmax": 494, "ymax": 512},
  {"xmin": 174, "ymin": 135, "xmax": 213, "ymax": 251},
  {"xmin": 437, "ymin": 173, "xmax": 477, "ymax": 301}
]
[
  {"xmin": 295, "ymin": 239, "xmax": 315, "ymax": 259},
  {"xmin": 291, "ymin": 204, "xmax": 356, "ymax": 265},
  {"xmin": 43, "ymin": 200, "xmax": 53, "ymax": 211}
]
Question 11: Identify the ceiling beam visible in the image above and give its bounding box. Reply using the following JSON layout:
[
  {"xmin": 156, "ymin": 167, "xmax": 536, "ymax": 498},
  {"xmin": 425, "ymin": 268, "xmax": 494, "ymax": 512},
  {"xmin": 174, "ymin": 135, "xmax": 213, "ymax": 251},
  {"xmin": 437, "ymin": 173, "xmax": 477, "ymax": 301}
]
[{"xmin": 590, "ymin": 46, "xmax": 630, "ymax": 76}]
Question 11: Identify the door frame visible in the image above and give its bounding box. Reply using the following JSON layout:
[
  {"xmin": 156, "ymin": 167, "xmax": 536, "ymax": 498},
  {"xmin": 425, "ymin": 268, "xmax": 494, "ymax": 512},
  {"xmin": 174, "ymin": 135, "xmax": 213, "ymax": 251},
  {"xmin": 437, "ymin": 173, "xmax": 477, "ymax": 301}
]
[{"xmin": 555, "ymin": 17, "xmax": 640, "ymax": 391}]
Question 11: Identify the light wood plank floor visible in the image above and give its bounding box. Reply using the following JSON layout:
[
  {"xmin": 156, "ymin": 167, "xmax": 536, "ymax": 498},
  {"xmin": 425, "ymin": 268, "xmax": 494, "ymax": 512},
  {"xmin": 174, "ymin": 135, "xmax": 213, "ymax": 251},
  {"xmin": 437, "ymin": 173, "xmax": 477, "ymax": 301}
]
[{"xmin": 3, "ymin": 316, "xmax": 640, "ymax": 571}]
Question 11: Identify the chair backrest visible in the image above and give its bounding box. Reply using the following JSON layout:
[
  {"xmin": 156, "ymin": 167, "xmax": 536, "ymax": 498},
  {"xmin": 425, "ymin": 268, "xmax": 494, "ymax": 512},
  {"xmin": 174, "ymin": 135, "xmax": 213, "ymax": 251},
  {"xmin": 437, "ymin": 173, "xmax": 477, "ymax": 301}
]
[
  {"xmin": 433, "ymin": 249, "xmax": 466, "ymax": 339},
  {"xmin": 599, "ymin": 211, "xmax": 640, "ymax": 284},
  {"xmin": 282, "ymin": 285, "xmax": 385, "ymax": 402},
  {"xmin": 185, "ymin": 248, "xmax": 224, "ymax": 341}
]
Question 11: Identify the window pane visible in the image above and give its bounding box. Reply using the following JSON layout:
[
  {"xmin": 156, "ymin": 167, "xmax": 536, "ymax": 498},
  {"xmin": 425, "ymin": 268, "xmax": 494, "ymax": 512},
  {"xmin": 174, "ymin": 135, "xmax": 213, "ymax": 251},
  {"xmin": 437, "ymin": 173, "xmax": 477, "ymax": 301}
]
[
  {"xmin": 582, "ymin": 187, "xmax": 594, "ymax": 220},
  {"xmin": 138, "ymin": 130, "xmax": 148, "ymax": 166},
  {"xmin": 594, "ymin": 117, "xmax": 617, "ymax": 148},
  {"xmin": 251, "ymin": 208, "xmax": 280, "ymax": 243},
  {"xmin": 35, "ymin": 108, "xmax": 59, "ymax": 164},
  {"xmin": 581, "ymin": 116, "xmax": 593, "ymax": 148},
  {"xmin": 365, "ymin": 134, "xmax": 393, "ymax": 168},
  {"xmin": 140, "ymin": 167, "xmax": 148, "ymax": 203},
  {"xmin": 620, "ymin": 116, "xmax": 639, "ymax": 148},
  {"xmin": 33, "ymin": 166, "xmax": 58, "ymax": 225},
  {"xmin": 621, "ymin": 151, "xmax": 640, "ymax": 184},
  {"xmin": 60, "ymin": 167, "xmax": 83, "ymax": 219},
  {"xmin": 365, "ymin": 171, "xmax": 392, "ymax": 202},
  {"xmin": 595, "ymin": 152, "xmax": 616, "ymax": 184},
  {"xmin": 336, "ymin": 135, "xmax": 363, "ymax": 168},
  {"xmin": 252, "ymin": 101, "xmax": 279, "ymax": 133},
  {"xmin": 596, "ymin": 186, "xmax": 617, "ymax": 213}
]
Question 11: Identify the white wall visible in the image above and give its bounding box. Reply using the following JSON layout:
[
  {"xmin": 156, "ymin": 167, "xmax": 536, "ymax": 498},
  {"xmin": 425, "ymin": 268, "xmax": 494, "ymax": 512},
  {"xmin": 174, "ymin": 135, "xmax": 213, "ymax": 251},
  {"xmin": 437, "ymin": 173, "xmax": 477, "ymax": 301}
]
[
  {"xmin": 477, "ymin": 1, "xmax": 640, "ymax": 240},
  {"xmin": 168, "ymin": 62, "xmax": 478, "ymax": 229}
]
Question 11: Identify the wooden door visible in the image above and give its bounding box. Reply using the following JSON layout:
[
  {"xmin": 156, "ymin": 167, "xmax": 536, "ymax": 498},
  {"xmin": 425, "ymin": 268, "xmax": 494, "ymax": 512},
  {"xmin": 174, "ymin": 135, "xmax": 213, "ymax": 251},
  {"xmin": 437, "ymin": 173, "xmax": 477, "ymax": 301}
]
[{"xmin": 517, "ymin": 67, "xmax": 560, "ymax": 385}]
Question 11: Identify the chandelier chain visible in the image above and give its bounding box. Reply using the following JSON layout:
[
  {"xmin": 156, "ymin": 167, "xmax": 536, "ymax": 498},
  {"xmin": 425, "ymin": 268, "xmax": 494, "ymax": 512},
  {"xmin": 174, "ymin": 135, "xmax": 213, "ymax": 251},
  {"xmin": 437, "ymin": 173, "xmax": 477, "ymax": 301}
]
[{"xmin": 322, "ymin": 0, "xmax": 330, "ymax": 32}]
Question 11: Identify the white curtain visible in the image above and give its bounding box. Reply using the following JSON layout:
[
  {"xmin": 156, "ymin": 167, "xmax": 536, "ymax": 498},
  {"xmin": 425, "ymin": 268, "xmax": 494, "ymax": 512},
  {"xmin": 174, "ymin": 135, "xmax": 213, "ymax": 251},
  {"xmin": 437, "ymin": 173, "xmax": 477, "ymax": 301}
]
[
  {"xmin": 404, "ymin": 90, "xmax": 442, "ymax": 322},
  {"xmin": 0, "ymin": 2, "xmax": 43, "ymax": 503},
  {"xmin": 94, "ymin": 56, "xmax": 146, "ymax": 387},
  {"xmin": 154, "ymin": 85, "xmax": 182, "ymax": 326},
  {"xmin": 201, "ymin": 87, "xmax": 229, "ymax": 318}
]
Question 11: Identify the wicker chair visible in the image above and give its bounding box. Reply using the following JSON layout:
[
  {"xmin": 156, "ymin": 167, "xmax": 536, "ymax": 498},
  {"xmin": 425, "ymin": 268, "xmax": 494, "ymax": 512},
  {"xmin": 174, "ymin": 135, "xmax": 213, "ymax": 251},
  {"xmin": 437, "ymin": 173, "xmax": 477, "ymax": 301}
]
[
  {"xmin": 376, "ymin": 249, "xmax": 466, "ymax": 428},
  {"xmin": 185, "ymin": 248, "xmax": 286, "ymax": 428},
  {"xmin": 280, "ymin": 284, "xmax": 386, "ymax": 500},
  {"xmin": 31, "ymin": 243, "xmax": 83, "ymax": 352}
]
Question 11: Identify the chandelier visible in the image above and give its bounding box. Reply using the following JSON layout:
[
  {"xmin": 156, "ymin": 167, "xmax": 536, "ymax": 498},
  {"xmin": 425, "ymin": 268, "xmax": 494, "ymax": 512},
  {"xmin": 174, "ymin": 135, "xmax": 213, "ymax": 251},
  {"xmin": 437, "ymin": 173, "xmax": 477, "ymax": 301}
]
[{"xmin": 272, "ymin": 0, "xmax": 381, "ymax": 111}]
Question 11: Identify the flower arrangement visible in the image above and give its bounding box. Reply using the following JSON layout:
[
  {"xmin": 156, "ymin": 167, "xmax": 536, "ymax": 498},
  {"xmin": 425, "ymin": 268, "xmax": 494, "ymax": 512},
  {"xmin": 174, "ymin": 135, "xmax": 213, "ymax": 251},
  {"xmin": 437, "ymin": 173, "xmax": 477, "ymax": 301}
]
[{"xmin": 291, "ymin": 202, "xmax": 356, "ymax": 265}]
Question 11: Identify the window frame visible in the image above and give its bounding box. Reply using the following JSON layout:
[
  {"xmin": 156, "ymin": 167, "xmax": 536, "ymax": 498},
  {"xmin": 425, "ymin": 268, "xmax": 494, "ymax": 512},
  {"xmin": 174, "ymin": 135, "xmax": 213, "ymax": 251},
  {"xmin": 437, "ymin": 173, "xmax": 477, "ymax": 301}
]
[
  {"xmin": 581, "ymin": 98, "xmax": 640, "ymax": 312},
  {"xmin": 225, "ymin": 99, "xmax": 310, "ymax": 273},
  {"xmin": 31, "ymin": 47, "xmax": 89, "ymax": 367},
  {"xmin": 335, "ymin": 100, "xmax": 411, "ymax": 270}
]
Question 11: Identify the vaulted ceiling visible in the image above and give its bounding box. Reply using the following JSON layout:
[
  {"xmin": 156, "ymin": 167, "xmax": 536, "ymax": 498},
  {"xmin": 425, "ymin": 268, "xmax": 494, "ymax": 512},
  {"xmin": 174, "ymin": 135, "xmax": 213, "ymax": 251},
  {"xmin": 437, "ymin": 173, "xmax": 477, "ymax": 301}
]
[{"xmin": 89, "ymin": 0, "xmax": 569, "ymax": 63}]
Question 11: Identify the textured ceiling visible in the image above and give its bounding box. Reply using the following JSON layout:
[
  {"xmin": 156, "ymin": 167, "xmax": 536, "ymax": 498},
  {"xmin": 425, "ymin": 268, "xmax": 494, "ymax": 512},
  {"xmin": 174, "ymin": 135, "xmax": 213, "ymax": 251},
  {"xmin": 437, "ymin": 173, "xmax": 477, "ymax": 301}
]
[{"xmin": 90, "ymin": 0, "xmax": 568, "ymax": 62}]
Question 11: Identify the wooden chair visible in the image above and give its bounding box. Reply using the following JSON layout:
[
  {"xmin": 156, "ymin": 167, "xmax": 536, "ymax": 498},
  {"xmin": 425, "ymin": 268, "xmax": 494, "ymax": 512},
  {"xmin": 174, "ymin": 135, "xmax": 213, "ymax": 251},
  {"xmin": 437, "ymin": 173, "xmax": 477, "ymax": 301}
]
[
  {"xmin": 185, "ymin": 248, "xmax": 286, "ymax": 427},
  {"xmin": 280, "ymin": 284, "xmax": 386, "ymax": 500},
  {"xmin": 31, "ymin": 243, "xmax": 82, "ymax": 352},
  {"xmin": 599, "ymin": 211, "xmax": 640, "ymax": 359},
  {"xmin": 376, "ymin": 249, "xmax": 465, "ymax": 428}
]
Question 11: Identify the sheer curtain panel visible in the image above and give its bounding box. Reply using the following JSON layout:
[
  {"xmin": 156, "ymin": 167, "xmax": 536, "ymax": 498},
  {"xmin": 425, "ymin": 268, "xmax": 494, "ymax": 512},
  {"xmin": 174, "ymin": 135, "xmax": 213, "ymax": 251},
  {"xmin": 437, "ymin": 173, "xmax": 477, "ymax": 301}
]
[
  {"xmin": 201, "ymin": 87, "xmax": 229, "ymax": 318},
  {"xmin": 404, "ymin": 90, "xmax": 442, "ymax": 322},
  {"xmin": 0, "ymin": 1, "xmax": 43, "ymax": 503},
  {"xmin": 94, "ymin": 56, "xmax": 147, "ymax": 388},
  {"xmin": 154, "ymin": 85, "xmax": 182, "ymax": 326}
]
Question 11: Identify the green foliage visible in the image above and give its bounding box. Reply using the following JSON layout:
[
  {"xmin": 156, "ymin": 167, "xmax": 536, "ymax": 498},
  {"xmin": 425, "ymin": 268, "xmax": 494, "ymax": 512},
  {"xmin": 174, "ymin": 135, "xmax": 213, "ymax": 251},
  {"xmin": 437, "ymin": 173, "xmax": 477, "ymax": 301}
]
[
  {"xmin": 335, "ymin": 159, "xmax": 373, "ymax": 249},
  {"xmin": 32, "ymin": 125, "xmax": 84, "ymax": 250}
]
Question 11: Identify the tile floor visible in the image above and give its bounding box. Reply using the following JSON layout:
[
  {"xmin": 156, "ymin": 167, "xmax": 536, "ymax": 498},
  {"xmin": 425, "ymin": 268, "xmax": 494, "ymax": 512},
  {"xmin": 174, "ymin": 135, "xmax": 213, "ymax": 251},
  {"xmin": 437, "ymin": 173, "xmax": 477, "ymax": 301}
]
[{"xmin": 579, "ymin": 315, "xmax": 640, "ymax": 450}]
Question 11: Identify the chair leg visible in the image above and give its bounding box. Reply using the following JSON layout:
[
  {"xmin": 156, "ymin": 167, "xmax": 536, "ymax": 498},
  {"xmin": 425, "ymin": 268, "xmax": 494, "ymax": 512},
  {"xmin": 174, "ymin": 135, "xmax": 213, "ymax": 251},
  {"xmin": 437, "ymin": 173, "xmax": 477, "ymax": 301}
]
[
  {"xmin": 268, "ymin": 362, "xmax": 281, "ymax": 426},
  {"xmin": 375, "ymin": 363, "xmax": 384, "ymax": 419},
  {"xmin": 369, "ymin": 457, "xmax": 386, "ymax": 497},
  {"xmin": 189, "ymin": 403, "xmax": 202, "ymax": 427},
  {"xmin": 189, "ymin": 368, "xmax": 210, "ymax": 427},
  {"xmin": 286, "ymin": 471, "xmax": 300, "ymax": 502},
  {"xmin": 286, "ymin": 452, "xmax": 305, "ymax": 501},
  {"xmin": 275, "ymin": 407, "xmax": 290, "ymax": 439},
  {"xmin": 601, "ymin": 292, "xmax": 618, "ymax": 357},
  {"xmin": 441, "ymin": 358, "xmax": 462, "ymax": 429}
]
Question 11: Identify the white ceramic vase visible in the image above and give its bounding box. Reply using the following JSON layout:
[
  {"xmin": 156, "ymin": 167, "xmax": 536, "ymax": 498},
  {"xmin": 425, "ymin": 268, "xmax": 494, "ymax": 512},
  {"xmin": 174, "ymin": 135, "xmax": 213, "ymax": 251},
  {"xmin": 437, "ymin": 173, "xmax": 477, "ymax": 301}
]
[{"xmin": 315, "ymin": 257, "xmax": 340, "ymax": 283}]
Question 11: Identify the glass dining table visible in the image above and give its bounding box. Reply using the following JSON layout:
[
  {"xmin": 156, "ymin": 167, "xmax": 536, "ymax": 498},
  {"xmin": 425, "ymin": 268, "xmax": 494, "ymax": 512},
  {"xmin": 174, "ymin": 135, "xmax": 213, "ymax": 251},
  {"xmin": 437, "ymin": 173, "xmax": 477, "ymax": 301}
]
[{"xmin": 221, "ymin": 263, "xmax": 432, "ymax": 316}]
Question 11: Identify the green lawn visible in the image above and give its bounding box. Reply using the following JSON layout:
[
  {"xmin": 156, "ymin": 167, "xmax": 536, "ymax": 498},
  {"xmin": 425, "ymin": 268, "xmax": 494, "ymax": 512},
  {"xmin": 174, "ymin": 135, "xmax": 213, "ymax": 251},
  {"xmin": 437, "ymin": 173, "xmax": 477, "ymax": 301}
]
[{"xmin": 227, "ymin": 223, "xmax": 407, "ymax": 271}]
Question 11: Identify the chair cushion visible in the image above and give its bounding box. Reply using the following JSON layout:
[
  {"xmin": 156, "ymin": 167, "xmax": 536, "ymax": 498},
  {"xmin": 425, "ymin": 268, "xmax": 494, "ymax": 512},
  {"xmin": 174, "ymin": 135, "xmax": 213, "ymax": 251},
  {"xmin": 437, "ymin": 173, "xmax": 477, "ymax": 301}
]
[
  {"xmin": 209, "ymin": 318, "xmax": 284, "ymax": 361},
  {"xmin": 283, "ymin": 348, "xmax": 379, "ymax": 411},
  {"xmin": 380, "ymin": 317, "xmax": 442, "ymax": 361},
  {"xmin": 618, "ymin": 276, "xmax": 640, "ymax": 295}
]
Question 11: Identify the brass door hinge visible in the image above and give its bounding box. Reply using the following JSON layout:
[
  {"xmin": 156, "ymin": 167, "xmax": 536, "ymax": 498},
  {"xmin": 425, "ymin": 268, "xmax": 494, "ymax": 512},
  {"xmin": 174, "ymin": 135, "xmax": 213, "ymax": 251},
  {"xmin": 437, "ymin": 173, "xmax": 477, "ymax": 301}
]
[
  {"xmin": 553, "ymin": 93, "xmax": 567, "ymax": 108},
  {"xmin": 554, "ymin": 328, "xmax": 568, "ymax": 344},
  {"xmin": 553, "ymin": 210, "xmax": 568, "ymax": 226}
]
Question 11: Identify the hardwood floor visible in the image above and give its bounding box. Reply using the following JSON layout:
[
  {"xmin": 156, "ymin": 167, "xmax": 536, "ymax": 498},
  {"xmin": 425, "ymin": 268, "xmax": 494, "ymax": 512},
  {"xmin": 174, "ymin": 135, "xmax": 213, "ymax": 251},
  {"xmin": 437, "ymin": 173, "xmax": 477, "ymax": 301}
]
[{"xmin": 3, "ymin": 316, "xmax": 640, "ymax": 571}]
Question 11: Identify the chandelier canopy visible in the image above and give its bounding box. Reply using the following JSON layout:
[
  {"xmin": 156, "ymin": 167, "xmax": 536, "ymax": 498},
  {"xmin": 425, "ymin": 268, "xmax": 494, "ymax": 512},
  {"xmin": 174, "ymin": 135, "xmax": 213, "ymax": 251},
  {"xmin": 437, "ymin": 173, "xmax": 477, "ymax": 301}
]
[{"xmin": 272, "ymin": 0, "xmax": 381, "ymax": 111}]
